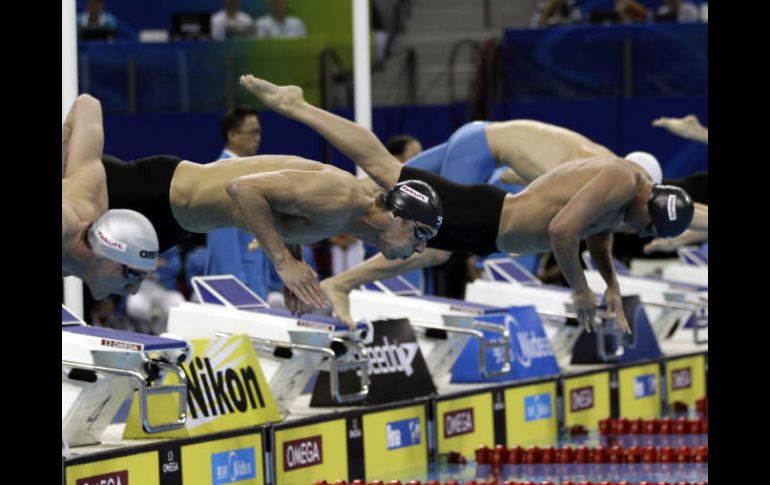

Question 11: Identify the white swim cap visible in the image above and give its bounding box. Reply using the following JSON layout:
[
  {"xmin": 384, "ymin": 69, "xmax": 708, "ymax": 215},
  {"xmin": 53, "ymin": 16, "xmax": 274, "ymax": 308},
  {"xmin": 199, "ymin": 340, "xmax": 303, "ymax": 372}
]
[
  {"xmin": 87, "ymin": 209, "xmax": 159, "ymax": 271},
  {"xmin": 625, "ymin": 151, "xmax": 663, "ymax": 184}
]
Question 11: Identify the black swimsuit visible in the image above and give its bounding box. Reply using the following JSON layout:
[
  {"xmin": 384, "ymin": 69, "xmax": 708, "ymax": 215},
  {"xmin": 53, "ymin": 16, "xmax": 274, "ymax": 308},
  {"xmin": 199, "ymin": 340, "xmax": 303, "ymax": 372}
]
[
  {"xmin": 102, "ymin": 154, "xmax": 190, "ymax": 252},
  {"xmin": 399, "ymin": 165, "xmax": 507, "ymax": 257}
]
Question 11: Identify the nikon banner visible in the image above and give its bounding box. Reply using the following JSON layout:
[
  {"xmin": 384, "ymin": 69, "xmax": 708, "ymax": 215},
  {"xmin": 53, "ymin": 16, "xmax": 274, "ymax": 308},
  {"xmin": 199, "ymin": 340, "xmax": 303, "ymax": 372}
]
[
  {"xmin": 311, "ymin": 319, "xmax": 436, "ymax": 406},
  {"xmin": 124, "ymin": 335, "xmax": 281, "ymax": 439}
]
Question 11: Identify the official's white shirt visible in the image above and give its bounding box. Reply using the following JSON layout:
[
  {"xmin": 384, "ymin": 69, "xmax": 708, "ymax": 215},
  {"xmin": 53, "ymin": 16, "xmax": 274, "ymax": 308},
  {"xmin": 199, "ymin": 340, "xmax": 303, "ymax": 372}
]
[
  {"xmin": 255, "ymin": 15, "xmax": 307, "ymax": 39},
  {"xmin": 210, "ymin": 10, "xmax": 255, "ymax": 41}
]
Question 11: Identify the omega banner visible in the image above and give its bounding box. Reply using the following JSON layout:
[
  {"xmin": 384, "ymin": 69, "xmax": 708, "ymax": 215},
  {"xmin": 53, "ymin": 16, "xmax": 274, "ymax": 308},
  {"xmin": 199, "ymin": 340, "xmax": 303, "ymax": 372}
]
[{"xmin": 311, "ymin": 319, "xmax": 436, "ymax": 406}]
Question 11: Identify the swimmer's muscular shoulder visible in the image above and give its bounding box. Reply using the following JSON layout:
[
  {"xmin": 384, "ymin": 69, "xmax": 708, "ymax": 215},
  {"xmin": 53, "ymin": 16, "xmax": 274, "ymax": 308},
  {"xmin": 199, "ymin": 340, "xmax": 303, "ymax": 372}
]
[{"xmin": 290, "ymin": 167, "xmax": 361, "ymax": 211}]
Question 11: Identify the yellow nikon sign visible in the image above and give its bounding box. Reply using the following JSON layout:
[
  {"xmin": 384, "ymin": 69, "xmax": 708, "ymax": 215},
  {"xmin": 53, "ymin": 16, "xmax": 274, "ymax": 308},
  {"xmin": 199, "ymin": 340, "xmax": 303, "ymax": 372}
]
[{"xmin": 124, "ymin": 335, "xmax": 281, "ymax": 438}]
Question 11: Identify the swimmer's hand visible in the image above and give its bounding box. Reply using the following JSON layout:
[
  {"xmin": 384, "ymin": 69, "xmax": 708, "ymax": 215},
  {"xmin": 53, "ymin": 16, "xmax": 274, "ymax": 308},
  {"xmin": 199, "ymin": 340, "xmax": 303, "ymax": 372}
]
[
  {"xmin": 320, "ymin": 278, "xmax": 356, "ymax": 330},
  {"xmin": 240, "ymin": 75, "xmax": 305, "ymax": 115},
  {"xmin": 274, "ymin": 258, "xmax": 328, "ymax": 311},
  {"xmin": 248, "ymin": 238, "xmax": 260, "ymax": 252},
  {"xmin": 284, "ymin": 286, "xmax": 314, "ymax": 317}
]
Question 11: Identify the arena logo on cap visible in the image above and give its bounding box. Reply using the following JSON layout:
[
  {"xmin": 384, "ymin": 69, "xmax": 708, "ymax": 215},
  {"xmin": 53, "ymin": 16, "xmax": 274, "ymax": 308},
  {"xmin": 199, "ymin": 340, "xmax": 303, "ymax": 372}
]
[
  {"xmin": 443, "ymin": 408, "xmax": 474, "ymax": 438},
  {"xmin": 671, "ymin": 368, "xmax": 692, "ymax": 390},
  {"xmin": 667, "ymin": 195, "xmax": 677, "ymax": 221},
  {"xmin": 283, "ymin": 435, "xmax": 323, "ymax": 471},
  {"xmin": 96, "ymin": 229, "xmax": 127, "ymax": 252},
  {"xmin": 570, "ymin": 386, "xmax": 595, "ymax": 412},
  {"xmin": 139, "ymin": 250, "xmax": 158, "ymax": 259},
  {"xmin": 76, "ymin": 470, "xmax": 128, "ymax": 485},
  {"xmin": 399, "ymin": 185, "xmax": 428, "ymax": 203}
]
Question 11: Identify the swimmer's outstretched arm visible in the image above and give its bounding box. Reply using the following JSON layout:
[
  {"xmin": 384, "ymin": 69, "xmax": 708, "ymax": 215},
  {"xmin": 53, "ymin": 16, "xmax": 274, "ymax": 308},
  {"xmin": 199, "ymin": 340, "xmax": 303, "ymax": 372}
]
[
  {"xmin": 62, "ymin": 95, "xmax": 108, "ymax": 230},
  {"xmin": 240, "ymin": 74, "xmax": 402, "ymax": 188},
  {"xmin": 644, "ymin": 229, "xmax": 708, "ymax": 254},
  {"xmin": 226, "ymin": 169, "xmax": 337, "ymax": 311},
  {"xmin": 320, "ymin": 248, "xmax": 451, "ymax": 329},
  {"xmin": 549, "ymin": 166, "xmax": 635, "ymax": 334},
  {"xmin": 652, "ymin": 115, "xmax": 708, "ymax": 144}
]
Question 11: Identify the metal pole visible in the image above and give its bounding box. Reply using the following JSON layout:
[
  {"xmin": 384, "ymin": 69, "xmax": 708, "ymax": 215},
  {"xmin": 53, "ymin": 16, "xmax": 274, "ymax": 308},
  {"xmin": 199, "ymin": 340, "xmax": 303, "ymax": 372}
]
[
  {"xmin": 352, "ymin": 0, "xmax": 372, "ymax": 135},
  {"xmin": 352, "ymin": 0, "xmax": 373, "ymax": 268},
  {"xmin": 63, "ymin": 0, "xmax": 84, "ymax": 318}
]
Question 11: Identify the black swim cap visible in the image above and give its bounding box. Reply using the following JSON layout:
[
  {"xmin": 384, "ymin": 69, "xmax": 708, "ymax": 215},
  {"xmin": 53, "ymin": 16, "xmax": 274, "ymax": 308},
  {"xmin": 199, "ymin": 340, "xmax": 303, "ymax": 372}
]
[
  {"xmin": 648, "ymin": 185, "xmax": 694, "ymax": 238},
  {"xmin": 386, "ymin": 179, "xmax": 443, "ymax": 230}
]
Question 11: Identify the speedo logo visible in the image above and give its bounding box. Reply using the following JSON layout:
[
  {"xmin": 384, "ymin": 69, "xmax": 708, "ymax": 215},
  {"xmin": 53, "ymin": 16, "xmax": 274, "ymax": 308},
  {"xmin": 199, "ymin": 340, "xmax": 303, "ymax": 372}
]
[
  {"xmin": 671, "ymin": 368, "xmax": 692, "ymax": 390},
  {"xmin": 444, "ymin": 408, "xmax": 474, "ymax": 438},
  {"xmin": 76, "ymin": 471, "xmax": 128, "ymax": 485},
  {"xmin": 185, "ymin": 357, "xmax": 267, "ymax": 419},
  {"xmin": 570, "ymin": 386, "xmax": 595, "ymax": 412},
  {"xmin": 400, "ymin": 185, "xmax": 428, "ymax": 203},
  {"xmin": 367, "ymin": 337, "xmax": 419, "ymax": 377},
  {"xmin": 667, "ymin": 195, "xmax": 677, "ymax": 221},
  {"xmin": 283, "ymin": 435, "xmax": 323, "ymax": 471},
  {"xmin": 96, "ymin": 229, "xmax": 127, "ymax": 252}
]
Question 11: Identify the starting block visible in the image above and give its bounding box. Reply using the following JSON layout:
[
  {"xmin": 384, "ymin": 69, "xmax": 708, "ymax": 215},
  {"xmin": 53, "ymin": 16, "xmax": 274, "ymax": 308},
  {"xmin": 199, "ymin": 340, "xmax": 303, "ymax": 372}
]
[
  {"xmin": 62, "ymin": 305, "xmax": 189, "ymax": 447},
  {"xmin": 350, "ymin": 275, "xmax": 512, "ymax": 385},
  {"xmin": 468, "ymin": 258, "xmax": 656, "ymax": 363},
  {"xmin": 581, "ymin": 252, "xmax": 707, "ymax": 346},
  {"xmin": 168, "ymin": 275, "xmax": 370, "ymax": 414}
]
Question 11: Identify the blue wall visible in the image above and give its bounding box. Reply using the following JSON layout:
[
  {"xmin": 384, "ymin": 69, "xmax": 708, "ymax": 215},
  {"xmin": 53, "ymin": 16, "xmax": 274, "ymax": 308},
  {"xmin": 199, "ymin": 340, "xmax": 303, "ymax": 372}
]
[{"xmin": 103, "ymin": 96, "xmax": 706, "ymax": 179}]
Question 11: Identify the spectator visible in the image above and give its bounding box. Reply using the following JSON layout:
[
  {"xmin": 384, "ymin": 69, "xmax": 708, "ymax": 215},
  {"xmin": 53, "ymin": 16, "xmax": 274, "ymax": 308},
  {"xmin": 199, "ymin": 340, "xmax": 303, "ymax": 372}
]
[
  {"xmin": 655, "ymin": 0, "xmax": 700, "ymax": 23},
  {"xmin": 78, "ymin": 0, "xmax": 118, "ymax": 41},
  {"xmin": 256, "ymin": 0, "xmax": 307, "ymax": 39},
  {"xmin": 531, "ymin": 0, "xmax": 582, "ymax": 28},
  {"xmin": 211, "ymin": 0, "xmax": 256, "ymax": 41},
  {"xmin": 615, "ymin": 0, "xmax": 649, "ymax": 23}
]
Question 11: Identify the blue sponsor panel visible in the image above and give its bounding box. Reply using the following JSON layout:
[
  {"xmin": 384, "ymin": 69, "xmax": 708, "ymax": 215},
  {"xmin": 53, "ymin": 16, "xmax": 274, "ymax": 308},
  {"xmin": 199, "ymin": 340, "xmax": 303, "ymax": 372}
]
[
  {"xmin": 571, "ymin": 297, "xmax": 663, "ymax": 365},
  {"xmin": 634, "ymin": 374, "xmax": 658, "ymax": 399},
  {"xmin": 451, "ymin": 306, "xmax": 560, "ymax": 383},
  {"xmin": 524, "ymin": 393, "xmax": 553, "ymax": 422},
  {"xmin": 211, "ymin": 447, "xmax": 257, "ymax": 485},
  {"xmin": 386, "ymin": 417, "xmax": 422, "ymax": 451}
]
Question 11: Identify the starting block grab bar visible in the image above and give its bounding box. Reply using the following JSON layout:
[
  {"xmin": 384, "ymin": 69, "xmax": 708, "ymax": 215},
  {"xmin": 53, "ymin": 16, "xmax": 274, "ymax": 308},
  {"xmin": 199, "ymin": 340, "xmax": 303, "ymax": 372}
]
[
  {"xmin": 61, "ymin": 359, "xmax": 187, "ymax": 434},
  {"xmin": 216, "ymin": 332, "xmax": 370, "ymax": 404},
  {"xmin": 639, "ymin": 299, "xmax": 708, "ymax": 345},
  {"xmin": 534, "ymin": 307, "xmax": 635, "ymax": 362},
  {"xmin": 408, "ymin": 318, "xmax": 512, "ymax": 378}
]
